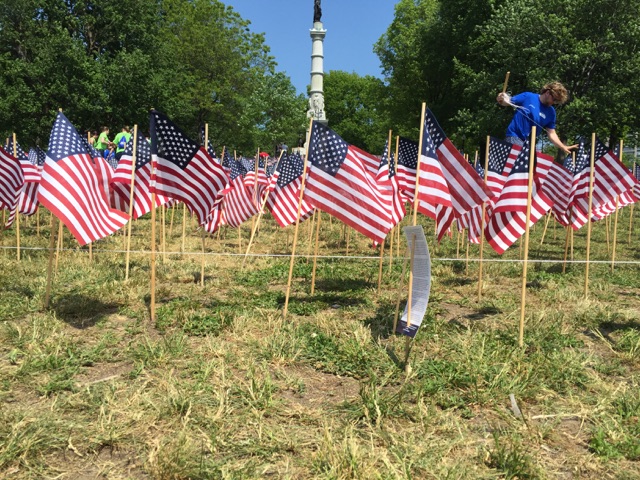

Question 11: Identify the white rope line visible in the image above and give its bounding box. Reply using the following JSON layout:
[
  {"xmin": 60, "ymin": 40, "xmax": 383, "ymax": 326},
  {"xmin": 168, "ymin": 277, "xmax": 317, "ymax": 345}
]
[{"xmin": 2, "ymin": 245, "xmax": 639, "ymax": 265}]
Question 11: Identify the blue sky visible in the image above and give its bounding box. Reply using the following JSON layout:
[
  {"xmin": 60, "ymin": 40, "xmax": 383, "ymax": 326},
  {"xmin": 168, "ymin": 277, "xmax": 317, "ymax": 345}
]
[{"xmin": 223, "ymin": 0, "xmax": 398, "ymax": 95}]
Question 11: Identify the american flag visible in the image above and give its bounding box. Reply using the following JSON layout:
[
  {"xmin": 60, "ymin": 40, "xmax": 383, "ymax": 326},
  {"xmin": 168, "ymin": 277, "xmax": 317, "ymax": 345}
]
[
  {"xmin": 424, "ymin": 108, "xmax": 494, "ymax": 216},
  {"xmin": 28, "ymin": 146, "xmax": 47, "ymax": 168},
  {"xmin": 8, "ymin": 137, "xmax": 40, "ymax": 183},
  {"xmin": 8, "ymin": 138, "xmax": 41, "ymax": 216},
  {"xmin": 570, "ymin": 138, "xmax": 637, "ymax": 230},
  {"xmin": 0, "ymin": 146, "xmax": 25, "ymax": 228},
  {"xmin": 38, "ymin": 112, "xmax": 129, "ymax": 245},
  {"xmin": 221, "ymin": 156, "xmax": 259, "ymax": 227},
  {"xmin": 265, "ymin": 152, "xmax": 314, "ymax": 227},
  {"xmin": 634, "ymin": 164, "xmax": 640, "ymax": 198},
  {"xmin": 485, "ymin": 137, "xmax": 552, "ymax": 254},
  {"xmin": 111, "ymin": 132, "xmax": 170, "ymax": 218},
  {"xmin": 150, "ymin": 110, "xmax": 228, "ymax": 225},
  {"xmin": 377, "ymin": 140, "xmax": 407, "ymax": 227},
  {"xmin": 541, "ymin": 160, "xmax": 573, "ymax": 227},
  {"xmin": 395, "ymin": 137, "xmax": 419, "ymax": 200},
  {"xmin": 487, "ymin": 137, "xmax": 522, "ymax": 196},
  {"xmin": 304, "ymin": 121, "xmax": 393, "ymax": 244}
]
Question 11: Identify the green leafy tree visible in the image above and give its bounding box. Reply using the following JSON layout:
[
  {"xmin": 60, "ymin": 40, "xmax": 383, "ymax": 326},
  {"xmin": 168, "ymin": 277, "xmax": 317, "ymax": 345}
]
[{"xmin": 323, "ymin": 70, "xmax": 389, "ymax": 154}]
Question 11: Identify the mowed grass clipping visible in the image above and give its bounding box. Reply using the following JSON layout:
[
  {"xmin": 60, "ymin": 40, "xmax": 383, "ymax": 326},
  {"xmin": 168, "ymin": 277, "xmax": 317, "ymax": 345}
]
[{"xmin": 0, "ymin": 207, "xmax": 639, "ymax": 479}]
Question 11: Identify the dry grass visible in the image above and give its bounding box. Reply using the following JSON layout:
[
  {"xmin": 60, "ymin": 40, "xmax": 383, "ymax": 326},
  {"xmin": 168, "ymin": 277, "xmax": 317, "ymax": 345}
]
[{"xmin": 0, "ymin": 207, "xmax": 639, "ymax": 479}]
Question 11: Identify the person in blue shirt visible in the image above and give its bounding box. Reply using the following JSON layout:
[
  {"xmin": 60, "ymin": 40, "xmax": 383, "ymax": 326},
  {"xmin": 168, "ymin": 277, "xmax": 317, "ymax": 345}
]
[{"xmin": 496, "ymin": 81, "xmax": 576, "ymax": 154}]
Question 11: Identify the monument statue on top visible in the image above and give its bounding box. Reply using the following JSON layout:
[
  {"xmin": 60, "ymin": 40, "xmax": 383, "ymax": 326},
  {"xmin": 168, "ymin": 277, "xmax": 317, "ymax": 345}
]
[
  {"xmin": 307, "ymin": 0, "xmax": 327, "ymax": 125},
  {"xmin": 313, "ymin": 0, "xmax": 322, "ymax": 23}
]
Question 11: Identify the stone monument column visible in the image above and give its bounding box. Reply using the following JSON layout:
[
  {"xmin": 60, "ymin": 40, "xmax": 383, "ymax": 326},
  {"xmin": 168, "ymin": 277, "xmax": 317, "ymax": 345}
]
[{"xmin": 307, "ymin": 2, "xmax": 327, "ymax": 125}]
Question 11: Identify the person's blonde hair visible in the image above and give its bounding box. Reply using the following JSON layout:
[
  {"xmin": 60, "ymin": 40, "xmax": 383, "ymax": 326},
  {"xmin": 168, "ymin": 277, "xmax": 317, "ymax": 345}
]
[{"xmin": 541, "ymin": 81, "xmax": 569, "ymax": 105}]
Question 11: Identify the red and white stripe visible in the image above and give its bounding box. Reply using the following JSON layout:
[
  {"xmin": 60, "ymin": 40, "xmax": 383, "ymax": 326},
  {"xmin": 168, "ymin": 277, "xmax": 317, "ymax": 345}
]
[
  {"xmin": 265, "ymin": 176, "xmax": 314, "ymax": 228},
  {"xmin": 39, "ymin": 154, "xmax": 129, "ymax": 245},
  {"xmin": 221, "ymin": 176, "xmax": 259, "ymax": 227},
  {"xmin": 0, "ymin": 147, "xmax": 25, "ymax": 228},
  {"xmin": 111, "ymin": 155, "xmax": 170, "ymax": 218}
]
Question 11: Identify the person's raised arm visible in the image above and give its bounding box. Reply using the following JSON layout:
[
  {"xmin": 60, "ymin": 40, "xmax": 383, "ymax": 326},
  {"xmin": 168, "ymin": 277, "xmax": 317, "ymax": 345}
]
[{"xmin": 546, "ymin": 128, "xmax": 577, "ymax": 155}]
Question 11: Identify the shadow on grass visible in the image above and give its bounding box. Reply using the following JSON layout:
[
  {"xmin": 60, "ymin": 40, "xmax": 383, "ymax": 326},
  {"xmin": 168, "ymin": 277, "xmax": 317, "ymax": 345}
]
[
  {"xmin": 591, "ymin": 320, "xmax": 640, "ymax": 341},
  {"xmin": 52, "ymin": 294, "xmax": 118, "ymax": 329},
  {"xmin": 313, "ymin": 276, "xmax": 372, "ymax": 292}
]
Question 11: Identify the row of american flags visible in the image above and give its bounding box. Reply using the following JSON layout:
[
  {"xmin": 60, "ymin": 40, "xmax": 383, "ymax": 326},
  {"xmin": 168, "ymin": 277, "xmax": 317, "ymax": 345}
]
[{"xmin": 1, "ymin": 109, "xmax": 639, "ymax": 251}]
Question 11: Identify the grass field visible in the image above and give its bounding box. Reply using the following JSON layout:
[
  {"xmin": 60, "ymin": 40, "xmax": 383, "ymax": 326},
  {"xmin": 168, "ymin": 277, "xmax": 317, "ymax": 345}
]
[{"xmin": 0, "ymin": 206, "xmax": 639, "ymax": 479}]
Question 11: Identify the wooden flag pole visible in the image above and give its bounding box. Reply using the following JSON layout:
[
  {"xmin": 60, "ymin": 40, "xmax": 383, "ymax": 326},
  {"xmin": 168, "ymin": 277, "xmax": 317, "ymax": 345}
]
[
  {"xmin": 36, "ymin": 208, "xmax": 40, "ymax": 237},
  {"xmin": 199, "ymin": 124, "xmax": 211, "ymax": 282},
  {"xmin": 502, "ymin": 71, "xmax": 511, "ymax": 93},
  {"xmin": 376, "ymin": 238, "xmax": 385, "ymax": 296},
  {"xmin": 584, "ymin": 133, "xmax": 597, "ymax": 299},
  {"xmin": 345, "ymin": 225, "xmax": 351, "ymax": 255},
  {"xmin": 562, "ymin": 225, "xmax": 571, "ymax": 274},
  {"xmin": 44, "ymin": 216, "xmax": 58, "ymax": 309},
  {"xmin": 518, "ymin": 126, "xmax": 537, "ymax": 348},
  {"xmin": 150, "ymin": 193, "xmax": 157, "ymax": 321},
  {"xmin": 310, "ymin": 210, "xmax": 322, "ymax": 295},
  {"xmin": 55, "ymin": 219, "xmax": 63, "ymax": 273},
  {"xmin": 306, "ymin": 209, "xmax": 317, "ymax": 261},
  {"xmin": 629, "ymin": 161, "xmax": 636, "ymax": 245},
  {"xmin": 389, "ymin": 136, "xmax": 402, "ymax": 272},
  {"xmin": 161, "ymin": 204, "xmax": 167, "ymax": 263},
  {"xmin": 169, "ymin": 202, "xmax": 176, "ymax": 237},
  {"xmin": 124, "ymin": 125, "xmax": 139, "ymax": 280},
  {"xmin": 181, "ymin": 203, "xmax": 187, "ymax": 254},
  {"xmin": 611, "ymin": 195, "xmax": 620, "ymax": 272},
  {"xmin": 284, "ymin": 118, "xmax": 314, "ymax": 318},
  {"xmin": 392, "ymin": 243, "xmax": 410, "ymax": 334},
  {"xmin": 539, "ymin": 213, "xmax": 552, "ymax": 245},
  {"xmin": 477, "ymin": 137, "xmax": 490, "ymax": 300},
  {"xmin": 12, "ymin": 134, "xmax": 21, "ymax": 261},
  {"xmin": 605, "ymin": 214, "xmax": 611, "ymax": 253},
  {"xmin": 402, "ymin": 233, "xmax": 417, "ymax": 368},
  {"xmin": 465, "ymin": 230, "xmax": 470, "ymax": 276}
]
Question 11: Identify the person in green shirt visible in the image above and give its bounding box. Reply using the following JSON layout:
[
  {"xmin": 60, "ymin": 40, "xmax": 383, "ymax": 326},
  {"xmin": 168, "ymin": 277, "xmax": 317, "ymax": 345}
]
[
  {"xmin": 113, "ymin": 126, "xmax": 132, "ymax": 162},
  {"xmin": 95, "ymin": 126, "xmax": 110, "ymax": 155}
]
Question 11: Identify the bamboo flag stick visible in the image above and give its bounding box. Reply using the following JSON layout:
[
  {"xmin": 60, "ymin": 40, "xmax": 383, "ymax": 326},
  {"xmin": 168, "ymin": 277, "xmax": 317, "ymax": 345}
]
[
  {"xmin": 169, "ymin": 202, "xmax": 176, "ymax": 237},
  {"xmin": 161, "ymin": 204, "xmax": 167, "ymax": 264},
  {"xmin": 584, "ymin": 133, "xmax": 597, "ymax": 299},
  {"xmin": 392, "ymin": 243, "xmax": 410, "ymax": 334},
  {"xmin": 502, "ymin": 71, "xmax": 511, "ymax": 93},
  {"xmin": 242, "ymin": 151, "xmax": 285, "ymax": 269},
  {"xmin": 284, "ymin": 118, "xmax": 314, "ymax": 318},
  {"xmin": 518, "ymin": 126, "xmax": 537, "ymax": 348},
  {"xmin": 345, "ymin": 225, "xmax": 351, "ymax": 255},
  {"xmin": 150, "ymin": 193, "xmax": 157, "ymax": 321},
  {"xmin": 478, "ymin": 137, "xmax": 490, "ymax": 300},
  {"xmin": 377, "ymin": 238, "xmax": 385, "ymax": 296},
  {"xmin": 389, "ymin": 136, "xmax": 401, "ymax": 272},
  {"xmin": 36, "ymin": 208, "xmax": 40, "ymax": 237},
  {"xmin": 605, "ymin": 214, "xmax": 611, "ymax": 253},
  {"xmin": 181, "ymin": 203, "xmax": 187, "ymax": 254},
  {"xmin": 456, "ymin": 228, "xmax": 461, "ymax": 258},
  {"xmin": 12, "ymin": 134, "xmax": 21, "ymax": 261},
  {"xmin": 465, "ymin": 230, "xmax": 470, "ymax": 276},
  {"xmin": 562, "ymin": 225, "xmax": 571, "ymax": 274},
  {"xmin": 539, "ymin": 212, "xmax": 552, "ymax": 245},
  {"xmin": 124, "ymin": 125, "xmax": 139, "ymax": 280},
  {"xmin": 630, "ymin": 161, "xmax": 636, "ymax": 245},
  {"xmin": 611, "ymin": 195, "xmax": 620, "ymax": 272},
  {"xmin": 44, "ymin": 216, "xmax": 58, "ymax": 309},
  {"xmin": 55, "ymin": 219, "xmax": 63, "ymax": 273},
  {"xmin": 306, "ymin": 209, "xmax": 317, "ymax": 261},
  {"xmin": 310, "ymin": 211, "xmax": 322, "ymax": 295},
  {"xmin": 199, "ymin": 124, "xmax": 210, "ymax": 281}
]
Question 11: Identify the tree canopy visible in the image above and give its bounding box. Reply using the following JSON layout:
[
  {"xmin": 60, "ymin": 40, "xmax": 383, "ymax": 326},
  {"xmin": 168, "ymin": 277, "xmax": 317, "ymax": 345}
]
[
  {"xmin": 375, "ymin": 0, "xmax": 640, "ymax": 152},
  {"xmin": 0, "ymin": 0, "xmax": 306, "ymax": 152}
]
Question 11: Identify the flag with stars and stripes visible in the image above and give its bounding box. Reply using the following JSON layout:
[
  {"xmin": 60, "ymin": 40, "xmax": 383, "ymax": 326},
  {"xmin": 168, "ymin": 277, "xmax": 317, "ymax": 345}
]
[
  {"xmin": 570, "ymin": 138, "xmax": 637, "ymax": 230},
  {"xmin": 377, "ymin": 139, "xmax": 407, "ymax": 228},
  {"xmin": 220, "ymin": 155, "xmax": 258, "ymax": 227},
  {"xmin": 111, "ymin": 132, "xmax": 170, "ymax": 218},
  {"xmin": 38, "ymin": 112, "xmax": 129, "ymax": 245},
  {"xmin": 8, "ymin": 137, "xmax": 40, "ymax": 183},
  {"xmin": 149, "ymin": 110, "xmax": 228, "ymax": 226},
  {"xmin": 485, "ymin": 137, "xmax": 552, "ymax": 254},
  {"xmin": 486, "ymin": 137, "xmax": 521, "ymax": 197},
  {"xmin": 265, "ymin": 152, "xmax": 314, "ymax": 227},
  {"xmin": 29, "ymin": 146, "xmax": 47, "ymax": 169},
  {"xmin": 394, "ymin": 137, "xmax": 419, "ymax": 199},
  {"xmin": 633, "ymin": 164, "xmax": 640, "ymax": 198},
  {"xmin": 424, "ymin": 108, "xmax": 494, "ymax": 219},
  {"xmin": 541, "ymin": 159, "xmax": 573, "ymax": 226},
  {"xmin": 0, "ymin": 146, "xmax": 25, "ymax": 228},
  {"xmin": 304, "ymin": 121, "xmax": 393, "ymax": 244}
]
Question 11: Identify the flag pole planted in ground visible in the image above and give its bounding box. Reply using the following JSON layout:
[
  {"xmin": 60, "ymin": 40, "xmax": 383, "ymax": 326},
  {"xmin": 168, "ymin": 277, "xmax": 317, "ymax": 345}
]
[
  {"xmin": 610, "ymin": 140, "xmax": 624, "ymax": 272},
  {"xmin": 310, "ymin": 211, "xmax": 322, "ymax": 295},
  {"xmin": 477, "ymin": 136, "xmax": 490, "ymax": 300},
  {"xmin": 518, "ymin": 126, "xmax": 537, "ymax": 348},
  {"xmin": 200, "ymin": 123, "xmax": 210, "ymax": 285},
  {"xmin": 584, "ymin": 133, "xmax": 597, "ymax": 299},
  {"xmin": 12, "ymin": 133, "xmax": 20, "ymax": 262},
  {"xmin": 283, "ymin": 118, "xmax": 314, "ymax": 319},
  {"xmin": 124, "ymin": 125, "xmax": 138, "ymax": 280}
]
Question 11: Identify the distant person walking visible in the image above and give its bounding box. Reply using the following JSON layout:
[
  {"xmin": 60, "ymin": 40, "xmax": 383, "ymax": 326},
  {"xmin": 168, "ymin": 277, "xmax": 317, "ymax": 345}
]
[
  {"xmin": 113, "ymin": 126, "xmax": 132, "ymax": 162},
  {"xmin": 95, "ymin": 126, "xmax": 111, "ymax": 156}
]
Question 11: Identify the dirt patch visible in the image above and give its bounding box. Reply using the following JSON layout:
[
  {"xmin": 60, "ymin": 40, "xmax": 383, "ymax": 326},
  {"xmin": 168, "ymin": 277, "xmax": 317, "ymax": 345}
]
[{"xmin": 278, "ymin": 365, "xmax": 360, "ymax": 411}]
